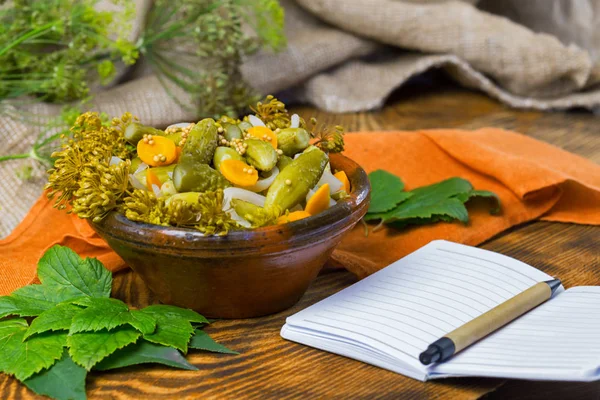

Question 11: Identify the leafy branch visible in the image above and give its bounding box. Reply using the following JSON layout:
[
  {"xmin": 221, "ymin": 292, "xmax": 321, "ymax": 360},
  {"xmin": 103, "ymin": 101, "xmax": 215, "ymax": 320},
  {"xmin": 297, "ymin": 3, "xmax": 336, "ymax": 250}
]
[{"xmin": 0, "ymin": 245, "xmax": 236, "ymax": 400}]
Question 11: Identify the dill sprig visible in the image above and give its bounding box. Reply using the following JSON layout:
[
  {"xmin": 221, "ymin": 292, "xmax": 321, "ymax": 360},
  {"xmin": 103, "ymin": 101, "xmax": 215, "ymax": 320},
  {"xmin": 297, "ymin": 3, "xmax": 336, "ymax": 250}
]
[
  {"xmin": 45, "ymin": 111, "xmax": 134, "ymax": 218},
  {"xmin": 0, "ymin": 0, "xmax": 138, "ymax": 103},
  {"xmin": 196, "ymin": 190, "xmax": 239, "ymax": 236},
  {"xmin": 122, "ymin": 189, "xmax": 239, "ymax": 235},
  {"xmin": 0, "ymin": 0, "xmax": 286, "ymax": 168},
  {"xmin": 308, "ymin": 117, "xmax": 345, "ymax": 153},
  {"xmin": 250, "ymin": 95, "xmax": 291, "ymax": 130},
  {"xmin": 142, "ymin": 0, "xmax": 286, "ymax": 118}
]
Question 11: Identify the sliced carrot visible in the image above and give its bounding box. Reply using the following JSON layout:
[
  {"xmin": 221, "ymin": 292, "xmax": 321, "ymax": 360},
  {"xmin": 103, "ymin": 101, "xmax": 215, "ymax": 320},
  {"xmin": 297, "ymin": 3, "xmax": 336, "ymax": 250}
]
[
  {"xmin": 334, "ymin": 170, "xmax": 351, "ymax": 193},
  {"xmin": 175, "ymin": 146, "xmax": 182, "ymax": 162},
  {"xmin": 219, "ymin": 159, "xmax": 259, "ymax": 187},
  {"xmin": 146, "ymin": 168, "xmax": 162, "ymax": 191},
  {"xmin": 137, "ymin": 135, "xmax": 177, "ymax": 167},
  {"xmin": 247, "ymin": 126, "xmax": 277, "ymax": 149},
  {"xmin": 277, "ymin": 210, "xmax": 311, "ymax": 225},
  {"xmin": 305, "ymin": 183, "xmax": 331, "ymax": 215}
]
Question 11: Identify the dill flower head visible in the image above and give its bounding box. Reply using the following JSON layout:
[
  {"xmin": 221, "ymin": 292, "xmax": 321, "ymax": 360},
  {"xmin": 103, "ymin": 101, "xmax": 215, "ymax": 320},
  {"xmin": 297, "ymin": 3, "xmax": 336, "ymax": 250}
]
[
  {"xmin": 241, "ymin": 205, "xmax": 282, "ymax": 228},
  {"xmin": 196, "ymin": 189, "xmax": 239, "ymax": 236},
  {"xmin": 308, "ymin": 117, "xmax": 345, "ymax": 153},
  {"xmin": 165, "ymin": 198, "xmax": 202, "ymax": 228},
  {"xmin": 45, "ymin": 111, "xmax": 135, "ymax": 216},
  {"xmin": 250, "ymin": 95, "xmax": 291, "ymax": 130},
  {"xmin": 71, "ymin": 159, "xmax": 131, "ymax": 222},
  {"xmin": 121, "ymin": 190, "xmax": 170, "ymax": 226}
]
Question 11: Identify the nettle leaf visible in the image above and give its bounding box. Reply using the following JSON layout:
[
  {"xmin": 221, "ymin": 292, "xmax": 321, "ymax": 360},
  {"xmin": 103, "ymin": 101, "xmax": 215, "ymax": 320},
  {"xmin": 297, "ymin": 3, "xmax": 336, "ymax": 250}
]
[
  {"xmin": 367, "ymin": 170, "xmax": 412, "ymax": 213},
  {"xmin": 95, "ymin": 340, "xmax": 197, "ymax": 371},
  {"xmin": 37, "ymin": 245, "xmax": 112, "ymax": 299},
  {"xmin": 0, "ymin": 319, "xmax": 66, "ymax": 381},
  {"xmin": 23, "ymin": 351, "xmax": 87, "ymax": 400},
  {"xmin": 454, "ymin": 189, "xmax": 501, "ymax": 214},
  {"xmin": 25, "ymin": 303, "xmax": 84, "ymax": 340},
  {"xmin": 189, "ymin": 329, "xmax": 238, "ymax": 354},
  {"xmin": 141, "ymin": 305, "xmax": 208, "ymax": 353},
  {"xmin": 371, "ymin": 177, "xmax": 473, "ymax": 224},
  {"xmin": 69, "ymin": 298, "xmax": 156, "ymax": 335},
  {"xmin": 68, "ymin": 326, "xmax": 141, "ymax": 370}
]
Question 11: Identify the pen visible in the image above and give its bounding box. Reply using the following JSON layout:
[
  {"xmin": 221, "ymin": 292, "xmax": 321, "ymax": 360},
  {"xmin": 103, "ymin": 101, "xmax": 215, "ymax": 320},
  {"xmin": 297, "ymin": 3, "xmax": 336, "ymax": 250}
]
[{"xmin": 419, "ymin": 279, "xmax": 562, "ymax": 365}]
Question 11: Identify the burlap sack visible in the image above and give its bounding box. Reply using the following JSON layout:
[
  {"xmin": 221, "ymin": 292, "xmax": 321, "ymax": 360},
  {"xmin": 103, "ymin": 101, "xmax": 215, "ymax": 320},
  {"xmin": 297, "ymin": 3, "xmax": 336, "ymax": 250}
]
[{"xmin": 2, "ymin": 0, "xmax": 600, "ymax": 237}]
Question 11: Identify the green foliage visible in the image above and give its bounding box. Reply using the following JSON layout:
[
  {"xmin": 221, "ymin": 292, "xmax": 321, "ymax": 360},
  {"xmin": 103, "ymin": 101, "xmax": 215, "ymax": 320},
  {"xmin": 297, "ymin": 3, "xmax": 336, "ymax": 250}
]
[
  {"xmin": 68, "ymin": 326, "xmax": 142, "ymax": 370},
  {"xmin": 25, "ymin": 303, "xmax": 83, "ymax": 339},
  {"xmin": 95, "ymin": 340, "xmax": 198, "ymax": 371},
  {"xmin": 365, "ymin": 172, "xmax": 501, "ymax": 229},
  {"xmin": 0, "ymin": 319, "xmax": 66, "ymax": 381},
  {"xmin": 0, "ymin": 0, "xmax": 138, "ymax": 102},
  {"xmin": 23, "ymin": 352, "xmax": 87, "ymax": 400},
  {"xmin": 69, "ymin": 297, "xmax": 156, "ymax": 335},
  {"xmin": 189, "ymin": 329, "xmax": 239, "ymax": 354},
  {"xmin": 141, "ymin": 305, "xmax": 208, "ymax": 354},
  {"xmin": 142, "ymin": 0, "xmax": 286, "ymax": 118},
  {"xmin": 1, "ymin": 0, "xmax": 287, "ymax": 168},
  {"xmin": 37, "ymin": 245, "xmax": 112, "ymax": 299},
  {"xmin": 0, "ymin": 245, "xmax": 237, "ymax": 400},
  {"xmin": 367, "ymin": 169, "xmax": 412, "ymax": 213}
]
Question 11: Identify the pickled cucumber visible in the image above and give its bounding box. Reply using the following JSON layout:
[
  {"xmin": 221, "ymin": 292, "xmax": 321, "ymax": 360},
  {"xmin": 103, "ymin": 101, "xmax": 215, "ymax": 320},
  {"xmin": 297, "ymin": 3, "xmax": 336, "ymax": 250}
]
[
  {"xmin": 277, "ymin": 128, "xmax": 311, "ymax": 156},
  {"xmin": 173, "ymin": 161, "xmax": 231, "ymax": 192},
  {"xmin": 264, "ymin": 149, "xmax": 328, "ymax": 211},
  {"xmin": 213, "ymin": 147, "xmax": 244, "ymax": 171},
  {"xmin": 179, "ymin": 118, "xmax": 218, "ymax": 165},
  {"xmin": 244, "ymin": 139, "xmax": 278, "ymax": 171}
]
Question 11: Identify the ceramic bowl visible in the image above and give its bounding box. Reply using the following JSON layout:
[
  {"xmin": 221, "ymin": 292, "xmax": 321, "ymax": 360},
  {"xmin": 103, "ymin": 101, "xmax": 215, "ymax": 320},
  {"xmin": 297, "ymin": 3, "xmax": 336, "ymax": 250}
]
[{"xmin": 90, "ymin": 153, "xmax": 370, "ymax": 318}]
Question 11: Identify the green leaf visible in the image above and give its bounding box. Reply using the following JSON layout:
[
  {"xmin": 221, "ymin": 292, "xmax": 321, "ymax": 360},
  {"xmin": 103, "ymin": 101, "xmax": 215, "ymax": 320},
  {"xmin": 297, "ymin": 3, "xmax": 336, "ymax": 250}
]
[
  {"xmin": 68, "ymin": 326, "xmax": 141, "ymax": 370},
  {"xmin": 0, "ymin": 285, "xmax": 79, "ymax": 319},
  {"xmin": 0, "ymin": 319, "xmax": 66, "ymax": 381},
  {"xmin": 367, "ymin": 170, "xmax": 412, "ymax": 213},
  {"xmin": 25, "ymin": 303, "xmax": 84, "ymax": 339},
  {"xmin": 374, "ymin": 177, "xmax": 473, "ymax": 224},
  {"xmin": 140, "ymin": 305, "xmax": 208, "ymax": 353},
  {"xmin": 37, "ymin": 245, "xmax": 112, "ymax": 299},
  {"xmin": 454, "ymin": 189, "xmax": 501, "ymax": 215},
  {"xmin": 189, "ymin": 329, "xmax": 238, "ymax": 354},
  {"xmin": 141, "ymin": 305, "xmax": 209, "ymax": 324},
  {"xmin": 23, "ymin": 351, "xmax": 87, "ymax": 400},
  {"xmin": 69, "ymin": 298, "xmax": 156, "ymax": 335},
  {"xmin": 95, "ymin": 340, "xmax": 197, "ymax": 371},
  {"xmin": 129, "ymin": 310, "xmax": 158, "ymax": 335}
]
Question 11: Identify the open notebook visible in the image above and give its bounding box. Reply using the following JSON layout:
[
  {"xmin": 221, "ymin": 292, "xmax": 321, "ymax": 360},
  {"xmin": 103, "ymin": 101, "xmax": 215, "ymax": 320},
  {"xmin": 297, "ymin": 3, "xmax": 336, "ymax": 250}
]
[{"xmin": 281, "ymin": 240, "xmax": 600, "ymax": 382}]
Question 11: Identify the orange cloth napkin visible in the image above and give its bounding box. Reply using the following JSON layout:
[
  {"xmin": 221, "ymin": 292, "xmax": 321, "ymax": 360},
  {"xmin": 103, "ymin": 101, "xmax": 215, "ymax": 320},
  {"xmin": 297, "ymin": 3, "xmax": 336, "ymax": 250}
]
[{"xmin": 1, "ymin": 128, "xmax": 599, "ymax": 295}]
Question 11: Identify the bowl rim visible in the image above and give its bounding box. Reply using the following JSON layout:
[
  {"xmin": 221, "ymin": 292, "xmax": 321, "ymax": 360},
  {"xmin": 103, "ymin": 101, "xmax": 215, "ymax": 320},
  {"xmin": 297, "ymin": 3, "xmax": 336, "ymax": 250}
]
[{"xmin": 90, "ymin": 153, "xmax": 371, "ymax": 253}]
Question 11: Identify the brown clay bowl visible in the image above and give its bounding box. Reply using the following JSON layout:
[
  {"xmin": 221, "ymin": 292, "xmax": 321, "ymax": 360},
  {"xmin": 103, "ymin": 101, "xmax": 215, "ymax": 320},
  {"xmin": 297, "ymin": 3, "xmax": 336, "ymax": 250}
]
[{"xmin": 89, "ymin": 153, "xmax": 370, "ymax": 318}]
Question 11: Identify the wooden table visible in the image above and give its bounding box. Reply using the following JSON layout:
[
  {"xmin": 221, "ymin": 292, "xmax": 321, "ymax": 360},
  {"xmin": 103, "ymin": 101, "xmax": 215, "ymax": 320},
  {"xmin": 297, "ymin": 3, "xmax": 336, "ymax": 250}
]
[{"xmin": 2, "ymin": 80, "xmax": 600, "ymax": 399}]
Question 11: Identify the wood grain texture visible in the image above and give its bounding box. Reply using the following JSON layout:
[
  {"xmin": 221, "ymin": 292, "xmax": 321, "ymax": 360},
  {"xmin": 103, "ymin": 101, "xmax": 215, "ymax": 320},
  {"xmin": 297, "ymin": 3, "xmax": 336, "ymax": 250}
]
[{"xmin": 2, "ymin": 79, "xmax": 599, "ymax": 399}]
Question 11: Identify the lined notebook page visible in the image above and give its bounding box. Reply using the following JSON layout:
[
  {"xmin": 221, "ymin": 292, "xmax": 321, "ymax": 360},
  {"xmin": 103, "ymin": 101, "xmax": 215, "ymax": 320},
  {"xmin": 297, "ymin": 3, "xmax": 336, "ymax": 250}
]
[
  {"xmin": 431, "ymin": 286, "xmax": 600, "ymax": 381},
  {"xmin": 282, "ymin": 240, "xmax": 558, "ymax": 380}
]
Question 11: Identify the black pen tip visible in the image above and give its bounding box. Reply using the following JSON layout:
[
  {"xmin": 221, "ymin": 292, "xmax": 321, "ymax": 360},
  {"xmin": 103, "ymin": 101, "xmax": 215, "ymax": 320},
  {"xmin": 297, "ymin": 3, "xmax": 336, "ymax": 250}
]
[
  {"xmin": 545, "ymin": 279, "xmax": 562, "ymax": 294},
  {"xmin": 419, "ymin": 346, "xmax": 441, "ymax": 365}
]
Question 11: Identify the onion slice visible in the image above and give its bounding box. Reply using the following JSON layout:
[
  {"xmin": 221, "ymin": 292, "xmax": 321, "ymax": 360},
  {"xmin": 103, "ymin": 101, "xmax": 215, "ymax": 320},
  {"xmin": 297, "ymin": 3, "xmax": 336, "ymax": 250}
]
[
  {"xmin": 110, "ymin": 156, "xmax": 124, "ymax": 166},
  {"xmin": 246, "ymin": 167, "xmax": 279, "ymax": 193},
  {"xmin": 248, "ymin": 115, "xmax": 266, "ymax": 127},
  {"xmin": 128, "ymin": 174, "xmax": 147, "ymax": 191},
  {"xmin": 134, "ymin": 162, "xmax": 148, "ymax": 175},
  {"xmin": 166, "ymin": 122, "xmax": 193, "ymax": 130},
  {"xmin": 316, "ymin": 167, "xmax": 343, "ymax": 194},
  {"xmin": 290, "ymin": 114, "xmax": 300, "ymax": 128},
  {"xmin": 222, "ymin": 187, "xmax": 266, "ymax": 211}
]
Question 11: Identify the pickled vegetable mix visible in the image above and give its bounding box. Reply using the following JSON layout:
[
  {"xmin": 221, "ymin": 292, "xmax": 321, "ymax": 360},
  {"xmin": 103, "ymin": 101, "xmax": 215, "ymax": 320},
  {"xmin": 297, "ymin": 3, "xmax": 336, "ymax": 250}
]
[{"xmin": 45, "ymin": 96, "xmax": 350, "ymax": 235}]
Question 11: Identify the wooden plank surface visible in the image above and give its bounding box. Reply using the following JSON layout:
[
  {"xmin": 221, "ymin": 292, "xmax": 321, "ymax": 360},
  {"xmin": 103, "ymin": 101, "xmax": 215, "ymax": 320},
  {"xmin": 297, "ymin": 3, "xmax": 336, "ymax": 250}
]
[{"xmin": 2, "ymin": 80, "xmax": 599, "ymax": 399}]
